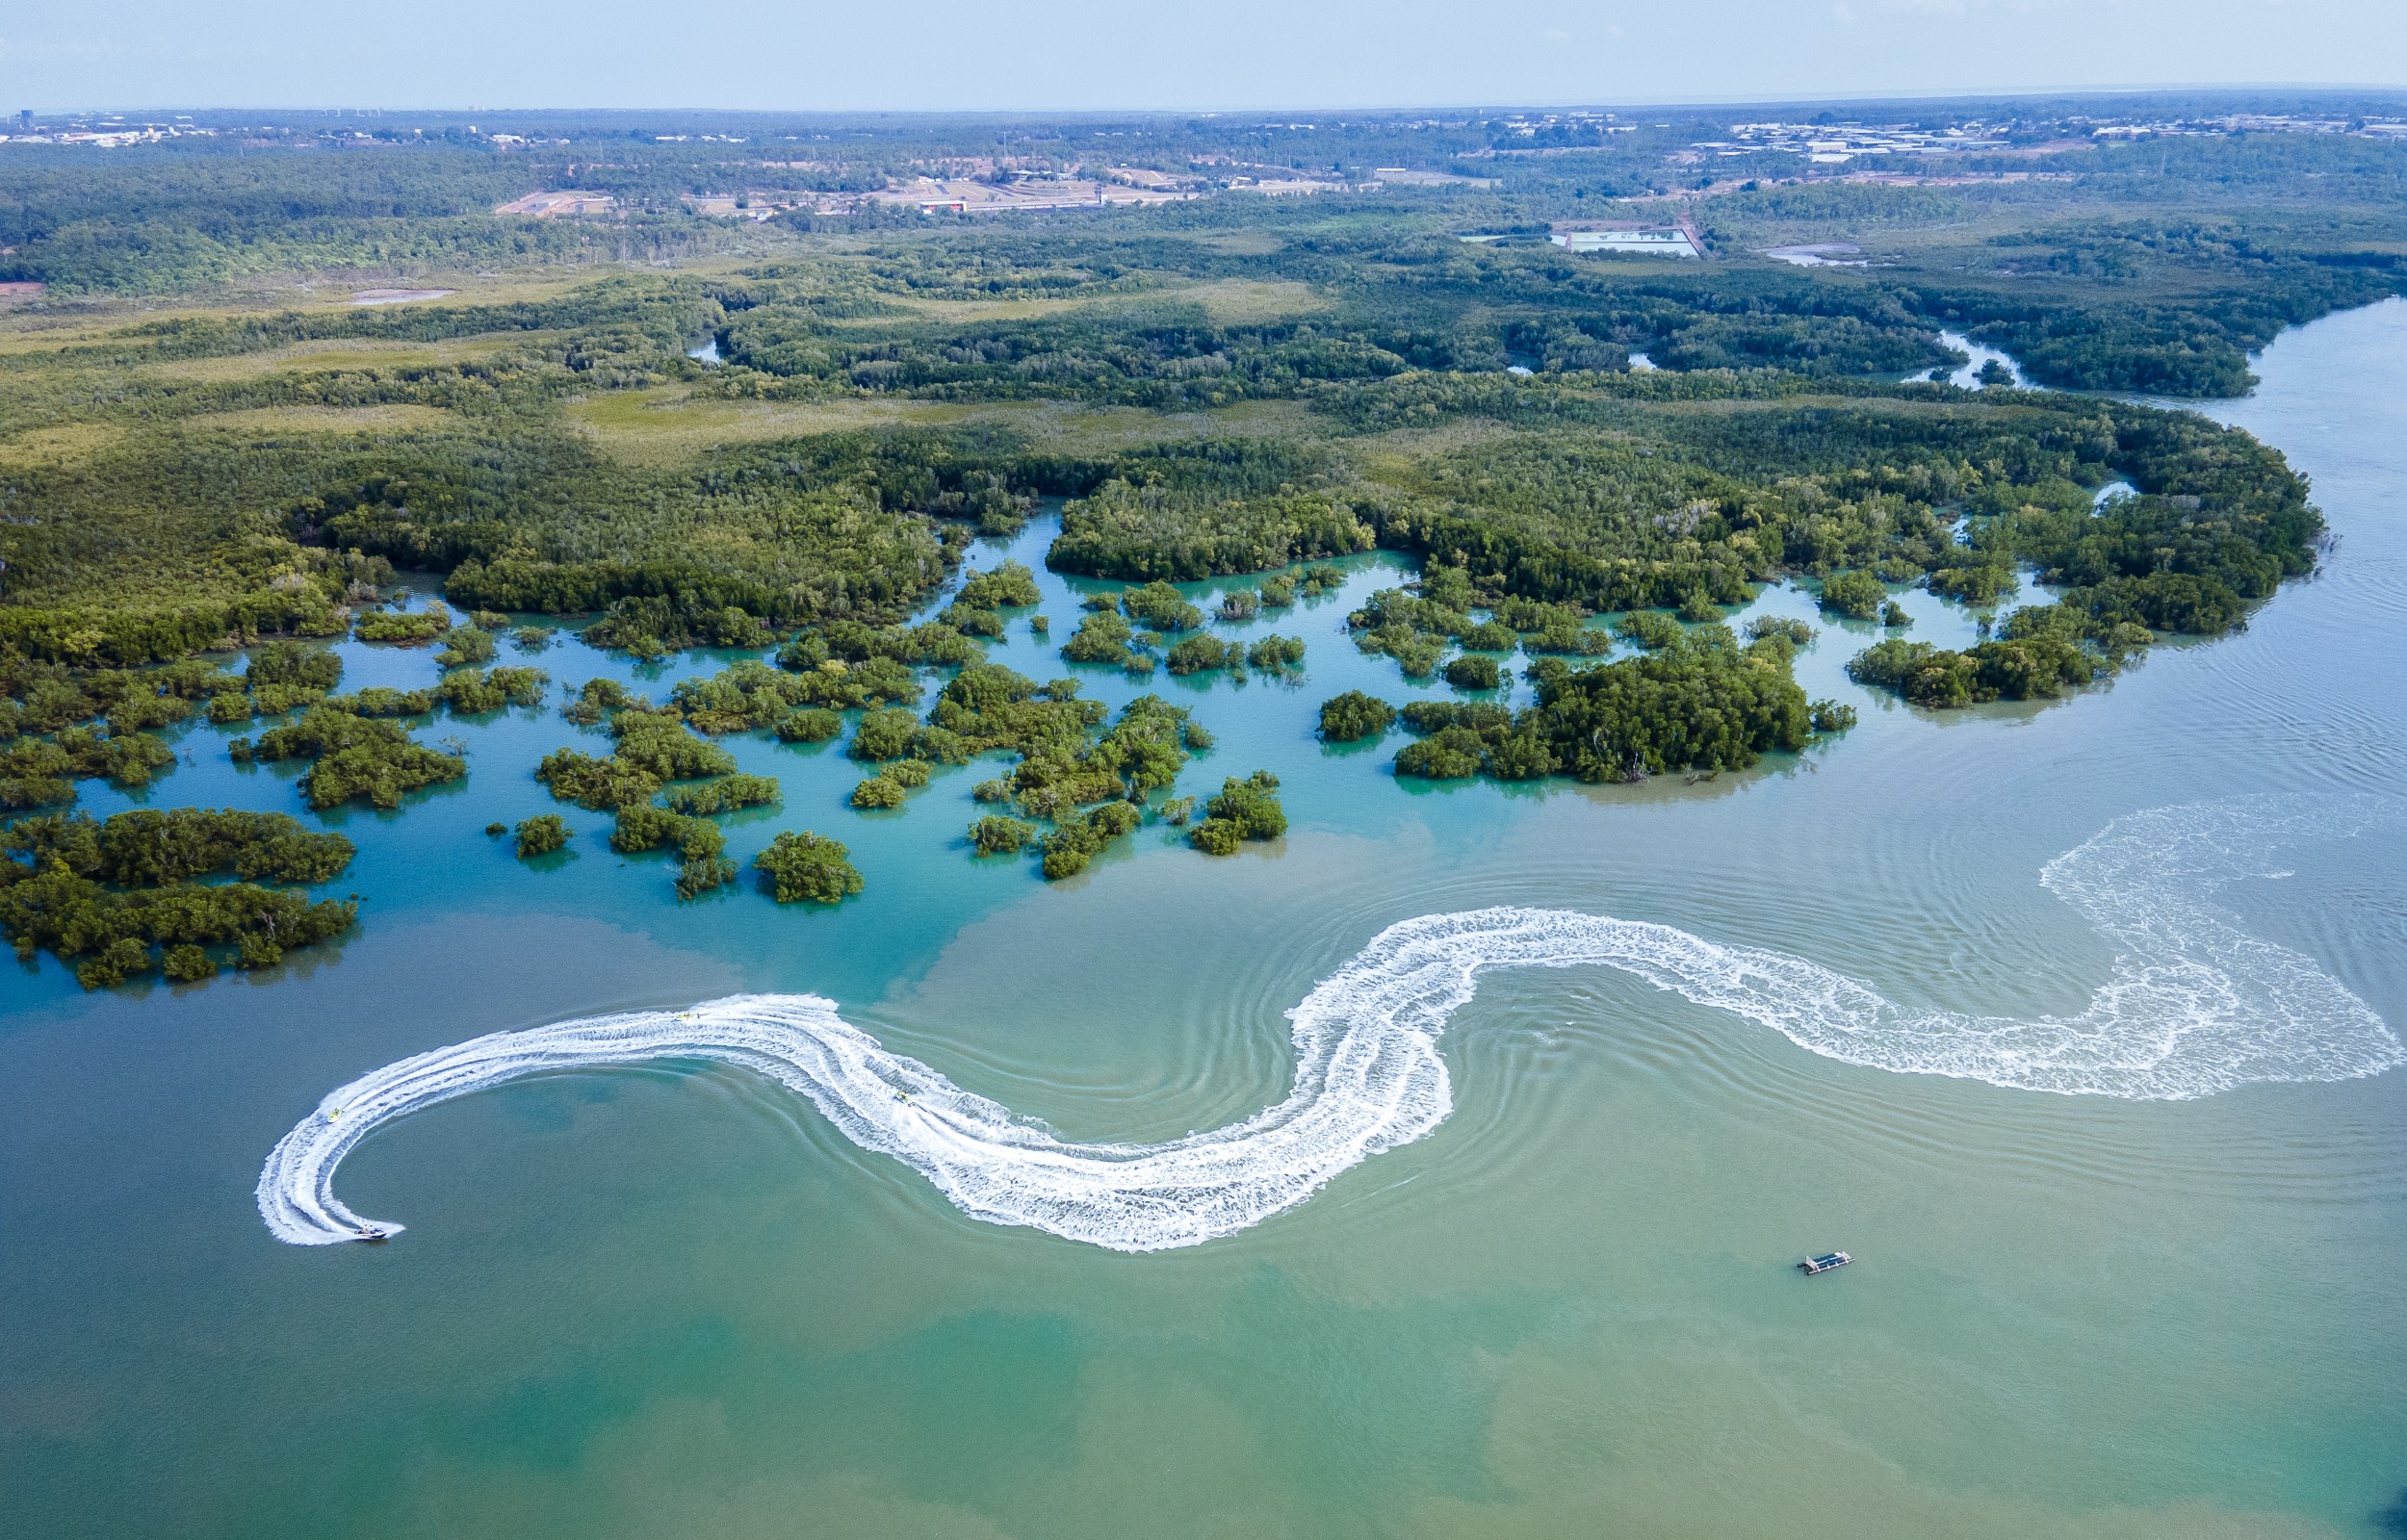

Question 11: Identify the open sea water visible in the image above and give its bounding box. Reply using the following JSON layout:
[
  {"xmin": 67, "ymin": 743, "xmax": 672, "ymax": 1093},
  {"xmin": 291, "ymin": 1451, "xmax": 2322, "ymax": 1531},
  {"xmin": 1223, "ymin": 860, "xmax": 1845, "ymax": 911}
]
[{"xmin": 3, "ymin": 300, "xmax": 2404, "ymax": 1538}]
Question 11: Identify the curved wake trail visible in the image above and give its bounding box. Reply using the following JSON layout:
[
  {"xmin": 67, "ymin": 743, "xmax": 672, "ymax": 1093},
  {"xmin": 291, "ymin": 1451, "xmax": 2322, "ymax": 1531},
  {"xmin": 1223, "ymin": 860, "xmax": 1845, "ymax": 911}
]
[{"xmin": 260, "ymin": 797, "xmax": 2402, "ymax": 1252}]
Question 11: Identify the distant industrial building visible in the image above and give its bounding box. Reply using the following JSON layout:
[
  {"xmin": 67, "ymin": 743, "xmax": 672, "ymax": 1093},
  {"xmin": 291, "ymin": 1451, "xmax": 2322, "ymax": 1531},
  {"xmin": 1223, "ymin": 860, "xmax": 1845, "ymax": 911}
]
[
  {"xmin": 1549, "ymin": 221, "xmax": 1702, "ymax": 258},
  {"xmin": 493, "ymin": 192, "xmax": 618, "ymax": 218}
]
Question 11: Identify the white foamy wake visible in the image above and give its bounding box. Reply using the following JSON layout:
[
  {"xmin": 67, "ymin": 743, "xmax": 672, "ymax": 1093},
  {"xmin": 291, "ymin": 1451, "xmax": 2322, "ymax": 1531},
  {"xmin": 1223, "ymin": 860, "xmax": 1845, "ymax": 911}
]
[{"xmin": 260, "ymin": 796, "xmax": 2402, "ymax": 1251}]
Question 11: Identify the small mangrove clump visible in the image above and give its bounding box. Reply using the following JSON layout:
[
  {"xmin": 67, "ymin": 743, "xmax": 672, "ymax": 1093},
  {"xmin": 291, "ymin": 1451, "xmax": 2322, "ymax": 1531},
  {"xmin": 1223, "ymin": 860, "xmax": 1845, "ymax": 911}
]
[
  {"xmin": 1677, "ymin": 590, "xmax": 1723, "ymax": 624},
  {"xmin": 1061, "ymin": 610, "xmax": 1141, "ymax": 668},
  {"xmin": 0, "ymin": 808, "xmax": 357, "ymax": 988},
  {"xmin": 208, "ymin": 641, "xmax": 343, "ymax": 723},
  {"xmin": 537, "ymin": 710, "xmax": 738, "ymax": 811},
  {"xmin": 755, "ymin": 831, "xmax": 864, "ymax": 904},
  {"xmin": 956, "ymin": 561, "xmax": 1042, "ymax": 609},
  {"xmin": 514, "ymin": 814, "xmax": 569, "ymax": 859},
  {"xmin": 1120, "ymin": 580, "xmax": 1204, "ymax": 632},
  {"xmin": 775, "ymin": 707, "xmax": 842, "ymax": 744},
  {"xmin": 1444, "ymin": 655, "xmax": 1502, "ymax": 692},
  {"xmin": 1, "ymin": 728, "xmax": 177, "ymax": 809},
  {"xmin": 1298, "ymin": 566, "xmax": 1347, "ymax": 599},
  {"xmin": 1038, "ymin": 801, "xmax": 1142, "ymax": 880},
  {"xmin": 1317, "ymin": 691, "xmax": 1396, "ymax": 742},
  {"xmin": 240, "ymin": 708, "xmax": 467, "ymax": 810},
  {"xmin": 436, "ymin": 666, "xmax": 549, "ymax": 715},
  {"xmin": 561, "ymin": 679, "xmax": 638, "ymax": 726},
  {"xmin": 354, "ymin": 604, "xmax": 452, "ymax": 645},
  {"xmin": 1164, "ymin": 635, "xmax": 1239, "ymax": 676},
  {"xmin": 1614, "ymin": 611, "xmax": 1683, "ymax": 652},
  {"xmin": 323, "ymin": 686, "xmax": 435, "ymax": 718},
  {"xmin": 608, "ymin": 803, "xmax": 740, "ymax": 898},
  {"xmin": 1188, "ymin": 772, "xmax": 1286, "ymax": 856},
  {"xmin": 1846, "ymin": 617, "xmax": 2122, "ymax": 710},
  {"xmin": 675, "ymin": 660, "xmax": 833, "ymax": 733},
  {"xmin": 1391, "ymin": 629, "xmax": 1836, "ymax": 784},
  {"xmin": 850, "ymin": 777, "xmax": 906, "ymax": 809},
  {"xmin": 1245, "ymin": 635, "xmax": 1306, "ymax": 672},
  {"xmin": 1817, "ymin": 571, "xmax": 1888, "ymax": 621},
  {"xmin": 435, "ymin": 629, "xmax": 498, "ymax": 669},
  {"xmin": 661, "ymin": 774, "xmax": 780, "ymax": 815},
  {"xmin": 248, "ymin": 641, "xmax": 344, "ymax": 693},
  {"xmin": 1743, "ymin": 616, "xmax": 1817, "ymax": 648},
  {"xmin": 969, "ymin": 814, "xmax": 1036, "ymax": 856},
  {"xmin": 1929, "ymin": 562, "xmax": 2019, "ymax": 606},
  {"xmin": 535, "ymin": 701, "xmax": 770, "ymax": 897}
]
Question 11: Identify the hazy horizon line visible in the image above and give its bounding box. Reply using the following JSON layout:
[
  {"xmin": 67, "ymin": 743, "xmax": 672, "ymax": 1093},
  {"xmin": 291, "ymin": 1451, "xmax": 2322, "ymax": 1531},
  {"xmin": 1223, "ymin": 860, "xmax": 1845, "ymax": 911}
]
[{"xmin": 26, "ymin": 82, "xmax": 2407, "ymax": 121}]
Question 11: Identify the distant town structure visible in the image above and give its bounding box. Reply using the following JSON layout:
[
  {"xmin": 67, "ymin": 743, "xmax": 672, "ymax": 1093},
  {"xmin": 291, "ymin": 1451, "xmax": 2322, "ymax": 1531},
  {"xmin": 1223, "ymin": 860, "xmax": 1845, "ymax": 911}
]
[
  {"xmin": 869, "ymin": 175, "xmax": 1199, "ymax": 215},
  {"xmin": 1691, "ymin": 114, "xmax": 2407, "ymax": 163}
]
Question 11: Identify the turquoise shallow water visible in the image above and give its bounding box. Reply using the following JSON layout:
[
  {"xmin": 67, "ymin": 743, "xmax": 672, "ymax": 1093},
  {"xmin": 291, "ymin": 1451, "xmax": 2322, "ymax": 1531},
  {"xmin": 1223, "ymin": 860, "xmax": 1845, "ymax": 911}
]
[{"xmin": 4, "ymin": 302, "xmax": 2405, "ymax": 1538}]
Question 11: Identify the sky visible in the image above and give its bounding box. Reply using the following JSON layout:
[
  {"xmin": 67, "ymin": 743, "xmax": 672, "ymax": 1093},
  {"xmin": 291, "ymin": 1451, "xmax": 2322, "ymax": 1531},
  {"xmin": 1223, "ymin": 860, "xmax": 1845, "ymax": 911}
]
[{"xmin": 2, "ymin": 0, "xmax": 2403, "ymax": 113}]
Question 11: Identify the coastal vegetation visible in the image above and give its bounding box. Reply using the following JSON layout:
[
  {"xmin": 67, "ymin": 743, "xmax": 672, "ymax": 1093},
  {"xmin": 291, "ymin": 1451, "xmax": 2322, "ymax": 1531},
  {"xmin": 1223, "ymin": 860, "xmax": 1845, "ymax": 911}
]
[
  {"xmin": 1318, "ymin": 691, "xmax": 1398, "ymax": 742},
  {"xmin": 1817, "ymin": 571, "xmax": 1888, "ymax": 621},
  {"xmin": 1394, "ymin": 629, "xmax": 1838, "ymax": 783},
  {"xmin": 1845, "ymin": 604, "xmax": 2148, "ymax": 707},
  {"xmin": 235, "ymin": 708, "xmax": 467, "ymax": 809},
  {"xmin": 514, "ymin": 814, "xmax": 569, "ymax": 859},
  {"xmin": 0, "ymin": 105, "xmax": 2388, "ymax": 983},
  {"xmin": 1444, "ymin": 655, "xmax": 1503, "ymax": 691},
  {"xmin": 1188, "ymin": 772, "xmax": 1287, "ymax": 855},
  {"xmin": 755, "ymin": 830, "xmax": 864, "ymax": 904},
  {"xmin": 1, "ymin": 808, "xmax": 357, "ymax": 987}
]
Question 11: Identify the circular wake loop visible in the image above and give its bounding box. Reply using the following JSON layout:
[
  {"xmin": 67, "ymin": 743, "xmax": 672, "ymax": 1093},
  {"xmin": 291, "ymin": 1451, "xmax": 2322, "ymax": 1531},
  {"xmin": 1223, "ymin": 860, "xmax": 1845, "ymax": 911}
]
[{"xmin": 259, "ymin": 797, "xmax": 2402, "ymax": 1252}]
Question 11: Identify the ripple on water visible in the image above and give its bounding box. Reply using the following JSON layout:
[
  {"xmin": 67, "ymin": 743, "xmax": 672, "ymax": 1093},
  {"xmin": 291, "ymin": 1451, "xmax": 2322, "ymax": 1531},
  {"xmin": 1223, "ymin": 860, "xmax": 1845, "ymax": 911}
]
[{"xmin": 260, "ymin": 795, "xmax": 2402, "ymax": 1252}]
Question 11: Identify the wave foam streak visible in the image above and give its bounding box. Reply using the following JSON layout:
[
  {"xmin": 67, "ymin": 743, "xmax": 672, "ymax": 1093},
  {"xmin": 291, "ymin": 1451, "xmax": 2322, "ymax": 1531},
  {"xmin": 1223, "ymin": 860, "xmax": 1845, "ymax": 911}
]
[{"xmin": 259, "ymin": 797, "xmax": 2402, "ymax": 1251}]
